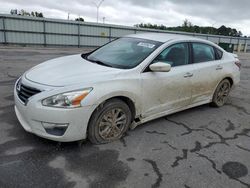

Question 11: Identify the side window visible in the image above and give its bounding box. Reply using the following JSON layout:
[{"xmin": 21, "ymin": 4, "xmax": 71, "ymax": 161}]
[
  {"xmin": 215, "ymin": 48, "xmax": 223, "ymax": 60},
  {"xmin": 153, "ymin": 43, "xmax": 189, "ymax": 67},
  {"xmin": 192, "ymin": 43, "xmax": 215, "ymax": 63}
]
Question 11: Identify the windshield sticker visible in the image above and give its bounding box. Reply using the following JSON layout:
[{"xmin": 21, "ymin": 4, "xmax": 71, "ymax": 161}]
[{"xmin": 137, "ymin": 42, "xmax": 155, "ymax": 48}]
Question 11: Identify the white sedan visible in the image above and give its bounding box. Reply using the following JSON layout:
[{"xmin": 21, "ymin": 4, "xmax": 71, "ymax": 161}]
[{"xmin": 14, "ymin": 33, "xmax": 240, "ymax": 144}]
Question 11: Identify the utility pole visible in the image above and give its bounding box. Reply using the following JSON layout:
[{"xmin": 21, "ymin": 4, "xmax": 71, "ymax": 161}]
[
  {"xmin": 93, "ymin": 0, "xmax": 104, "ymax": 23},
  {"xmin": 102, "ymin": 17, "xmax": 105, "ymax": 24},
  {"xmin": 210, "ymin": 22, "xmax": 216, "ymax": 34}
]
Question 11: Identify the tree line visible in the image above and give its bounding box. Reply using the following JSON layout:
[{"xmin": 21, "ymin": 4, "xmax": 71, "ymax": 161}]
[
  {"xmin": 7, "ymin": 10, "xmax": 246, "ymax": 36},
  {"xmin": 135, "ymin": 19, "xmax": 245, "ymax": 37},
  {"xmin": 10, "ymin": 9, "xmax": 84, "ymax": 22},
  {"xmin": 10, "ymin": 9, "xmax": 44, "ymax": 18}
]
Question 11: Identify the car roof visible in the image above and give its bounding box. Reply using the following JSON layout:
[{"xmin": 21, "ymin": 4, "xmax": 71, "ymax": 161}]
[{"xmin": 126, "ymin": 32, "xmax": 201, "ymax": 43}]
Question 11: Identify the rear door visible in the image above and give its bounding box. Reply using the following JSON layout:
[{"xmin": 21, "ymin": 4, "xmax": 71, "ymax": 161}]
[
  {"xmin": 141, "ymin": 42, "xmax": 194, "ymax": 118},
  {"xmin": 190, "ymin": 42, "xmax": 224, "ymax": 104}
]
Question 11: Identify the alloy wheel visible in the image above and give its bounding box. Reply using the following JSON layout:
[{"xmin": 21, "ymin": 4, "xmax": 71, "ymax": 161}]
[
  {"xmin": 98, "ymin": 108, "xmax": 127, "ymax": 140},
  {"xmin": 216, "ymin": 81, "xmax": 230, "ymax": 106}
]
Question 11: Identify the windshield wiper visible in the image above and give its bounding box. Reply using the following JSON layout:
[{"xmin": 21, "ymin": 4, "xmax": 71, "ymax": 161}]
[{"xmin": 88, "ymin": 59, "xmax": 113, "ymax": 68}]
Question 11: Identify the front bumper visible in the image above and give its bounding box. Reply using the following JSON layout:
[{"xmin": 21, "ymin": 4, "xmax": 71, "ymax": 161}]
[{"xmin": 14, "ymin": 86, "xmax": 97, "ymax": 142}]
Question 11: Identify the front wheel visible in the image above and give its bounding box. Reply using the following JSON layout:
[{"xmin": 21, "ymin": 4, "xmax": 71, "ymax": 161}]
[
  {"xmin": 211, "ymin": 79, "xmax": 231, "ymax": 107},
  {"xmin": 88, "ymin": 99, "xmax": 132, "ymax": 144}
]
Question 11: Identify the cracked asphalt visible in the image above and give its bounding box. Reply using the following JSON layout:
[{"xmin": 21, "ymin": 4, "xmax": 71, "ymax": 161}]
[{"xmin": 0, "ymin": 46, "xmax": 250, "ymax": 188}]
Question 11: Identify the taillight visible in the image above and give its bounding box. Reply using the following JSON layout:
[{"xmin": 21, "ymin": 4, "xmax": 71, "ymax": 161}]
[{"xmin": 235, "ymin": 61, "xmax": 241, "ymax": 70}]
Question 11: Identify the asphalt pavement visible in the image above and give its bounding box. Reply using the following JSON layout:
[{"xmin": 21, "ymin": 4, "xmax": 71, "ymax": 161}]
[{"xmin": 0, "ymin": 46, "xmax": 250, "ymax": 188}]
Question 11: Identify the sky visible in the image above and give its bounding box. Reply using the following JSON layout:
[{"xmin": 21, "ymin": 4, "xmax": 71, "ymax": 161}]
[{"xmin": 0, "ymin": 0, "xmax": 250, "ymax": 36}]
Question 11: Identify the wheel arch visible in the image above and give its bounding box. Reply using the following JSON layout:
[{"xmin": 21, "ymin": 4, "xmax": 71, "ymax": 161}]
[
  {"xmin": 87, "ymin": 94, "xmax": 139, "ymax": 131},
  {"xmin": 86, "ymin": 95, "xmax": 136, "ymax": 144},
  {"xmin": 113, "ymin": 96, "xmax": 136, "ymax": 121},
  {"xmin": 93, "ymin": 96, "xmax": 136, "ymax": 120},
  {"xmin": 212, "ymin": 76, "xmax": 234, "ymax": 99},
  {"xmin": 224, "ymin": 76, "xmax": 234, "ymax": 87}
]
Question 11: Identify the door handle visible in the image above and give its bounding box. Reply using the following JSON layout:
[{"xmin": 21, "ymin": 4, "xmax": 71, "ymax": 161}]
[
  {"xmin": 184, "ymin": 72, "xmax": 193, "ymax": 78},
  {"xmin": 216, "ymin": 65, "xmax": 223, "ymax": 70}
]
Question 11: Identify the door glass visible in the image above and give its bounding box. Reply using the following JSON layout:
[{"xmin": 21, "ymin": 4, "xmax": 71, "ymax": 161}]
[
  {"xmin": 153, "ymin": 43, "xmax": 189, "ymax": 67},
  {"xmin": 193, "ymin": 43, "xmax": 215, "ymax": 63}
]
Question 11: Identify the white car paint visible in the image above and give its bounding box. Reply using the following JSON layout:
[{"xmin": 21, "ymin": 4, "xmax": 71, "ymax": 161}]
[{"xmin": 14, "ymin": 33, "xmax": 240, "ymax": 142}]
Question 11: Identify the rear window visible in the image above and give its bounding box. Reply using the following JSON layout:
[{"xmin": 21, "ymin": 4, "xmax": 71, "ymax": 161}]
[{"xmin": 192, "ymin": 43, "xmax": 215, "ymax": 63}]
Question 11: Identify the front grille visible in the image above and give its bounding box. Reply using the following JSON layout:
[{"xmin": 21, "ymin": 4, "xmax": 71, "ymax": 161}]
[{"xmin": 17, "ymin": 83, "xmax": 41, "ymax": 104}]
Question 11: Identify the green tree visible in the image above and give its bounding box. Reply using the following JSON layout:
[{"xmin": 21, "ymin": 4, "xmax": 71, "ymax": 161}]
[
  {"xmin": 13, "ymin": 9, "xmax": 44, "ymax": 17},
  {"xmin": 75, "ymin": 17, "xmax": 84, "ymax": 22},
  {"xmin": 19, "ymin": 9, "xmax": 30, "ymax": 16},
  {"xmin": 135, "ymin": 20, "xmax": 243, "ymax": 37}
]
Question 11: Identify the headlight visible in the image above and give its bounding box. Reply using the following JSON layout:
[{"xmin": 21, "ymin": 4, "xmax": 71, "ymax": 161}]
[{"xmin": 42, "ymin": 88, "xmax": 92, "ymax": 108}]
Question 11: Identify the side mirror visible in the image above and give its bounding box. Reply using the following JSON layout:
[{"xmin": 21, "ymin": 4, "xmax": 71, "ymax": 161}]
[{"xmin": 149, "ymin": 62, "xmax": 171, "ymax": 72}]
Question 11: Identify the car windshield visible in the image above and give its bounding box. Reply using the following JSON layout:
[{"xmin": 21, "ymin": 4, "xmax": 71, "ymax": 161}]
[{"xmin": 86, "ymin": 37, "xmax": 163, "ymax": 69}]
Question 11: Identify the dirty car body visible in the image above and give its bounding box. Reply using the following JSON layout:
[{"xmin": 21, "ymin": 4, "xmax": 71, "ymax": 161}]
[{"xmin": 14, "ymin": 33, "xmax": 240, "ymax": 143}]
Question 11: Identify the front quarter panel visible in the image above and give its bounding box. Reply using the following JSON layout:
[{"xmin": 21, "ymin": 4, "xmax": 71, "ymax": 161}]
[{"xmin": 81, "ymin": 77, "xmax": 142, "ymax": 117}]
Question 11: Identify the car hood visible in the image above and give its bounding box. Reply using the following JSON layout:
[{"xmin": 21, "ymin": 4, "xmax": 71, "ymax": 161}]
[{"xmin": 25, "ymin": 54, "xmax": 122, "ymax": 87}]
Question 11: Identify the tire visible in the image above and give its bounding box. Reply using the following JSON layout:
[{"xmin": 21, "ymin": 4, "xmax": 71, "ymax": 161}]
[
  {"xmin": 211, "ymin": 79, "xmax": 231, "ymax": 107},
  {"xmin": 88, "ymin": 99, "xmax": 132, "ymax": 144}
]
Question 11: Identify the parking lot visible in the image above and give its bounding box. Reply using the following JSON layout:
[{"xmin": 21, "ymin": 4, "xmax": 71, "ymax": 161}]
[{"xmin": 0, "ymin": 46, "xmax": 250, "ymax": 188}]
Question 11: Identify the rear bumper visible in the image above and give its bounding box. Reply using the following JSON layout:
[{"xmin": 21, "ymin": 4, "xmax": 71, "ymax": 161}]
[{"xmin": 14, "ymin": 88, "xmax": 97, "ymax": 142}]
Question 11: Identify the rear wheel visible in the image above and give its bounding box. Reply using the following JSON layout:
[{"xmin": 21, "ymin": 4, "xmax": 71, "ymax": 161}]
[
  {"xmin": 211, "ymin": 79, "xmax": 231, "ymax": 107},
  {"xmin": 88, "ymin": 99, "xmax": 132, "ymax": 144}
]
